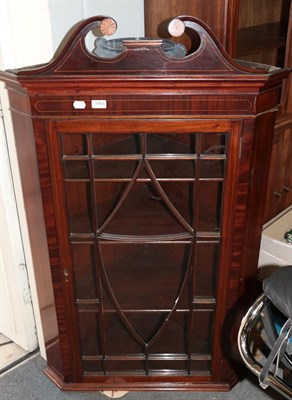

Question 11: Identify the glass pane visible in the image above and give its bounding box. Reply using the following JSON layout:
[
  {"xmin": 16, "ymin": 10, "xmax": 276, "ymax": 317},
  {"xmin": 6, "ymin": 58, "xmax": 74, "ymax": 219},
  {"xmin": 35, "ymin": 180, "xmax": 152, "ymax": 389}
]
[
  {"xmin": 191, "ymin": 311, "xmax": 214, "ymax": 354},
  {"xmin": 92, "ymin": 134, "xmax": 141, "ymax": 154},
  {"xmin": 149, "ymin": 160, "xmax": 195, "ymax": 179},
  {"xmin": 62, "ymin": 133, "xmax": 87, "ymax": 155},
  {"xmin": 82, "ymin": 360, "xmax": 103, "ymax": 375},
  {"xmin": 126, "ymin": 313, "xmax": 170, "ymax": 344},
  {"xmin": 78, "ymin": 312, "xmax": 102, "ymax": 356},
  {"xmin": 194, "ymin": 242, "xmax": 219, "ymax": 297},
  {"xmin": 200, "ymin": 133, "xmax": 226, "ymax": 155},
  {"xmin": 200, "ymin": 159, "xmax": 225, "ymax": 179},
  {"xmin": 100, "ymin": 242, "xmax": 191, "ymax": 311},
  {"xmin": 103, "ymin": 182, "xmax": 186, "ymax": 235},
  {"xmin": 55, "ymin": 128, "xmax": 232, "ymax": 378},
  {"xmin": 72, "ymin": 244, "xmax": 97, "ymax": 299},
  {"xmin": 95, "ymin": 181, "xmax": 127, "ymax": 227},
  {"xmin": 149, "ymin": 312, "xmax": 189, "ymax": 354},
  {"xmin": 103, "ymin": 313, "xmax": 144, "ymax": 355},
  {"xmin": 160, "ymin": 182, "xmax": 194, "ymax": 227},
  {"xmin": 63, "ymin": 160, "xmax": 89, "ymax": 179},
  {"xmin": 94, "ymin": 160, "xmax": 139, "ymax": 179},
  {"xmin": 66, "ymin": 182, "xmax": 93, "ymax": 233},
  {"xmin": 147, "ymin": 134, "xmax": 196, "ymax": 154},
  {"xmin": 197, "ymin": 181, "xmax": 223, "ymax": 232}
]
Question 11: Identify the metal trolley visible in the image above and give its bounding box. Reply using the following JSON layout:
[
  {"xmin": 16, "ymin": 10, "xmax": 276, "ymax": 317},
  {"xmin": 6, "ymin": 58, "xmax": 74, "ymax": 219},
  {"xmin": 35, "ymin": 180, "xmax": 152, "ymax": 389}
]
[{"xmin": 238, "ymin": 266, "xmax": 292, "ymax": 399}]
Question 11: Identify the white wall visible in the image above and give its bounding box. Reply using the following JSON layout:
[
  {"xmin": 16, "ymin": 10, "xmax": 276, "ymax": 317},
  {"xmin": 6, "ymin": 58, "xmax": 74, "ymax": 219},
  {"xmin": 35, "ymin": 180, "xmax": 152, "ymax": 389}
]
[
  {"xmin": 0, "ymin": 0, "xmax": 144, "ymax": 69},
  {"xmin": 0, "ymin": 0, "xmax": 144, "ymax": 358},
  {"xmin": 0, "ymin": 0, "xmax": 54, "ymax": 69},
  {"xmin": 49, "ymin": 1, "xmax": 145, "ymax": 54}
]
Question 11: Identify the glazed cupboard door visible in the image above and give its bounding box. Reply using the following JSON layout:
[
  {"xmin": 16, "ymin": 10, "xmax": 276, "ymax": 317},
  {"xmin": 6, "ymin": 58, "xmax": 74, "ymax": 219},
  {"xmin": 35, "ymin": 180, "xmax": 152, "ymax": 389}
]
[{"xmin": 46, "ymin": 119, "xmax": 241, "ymax": 380}]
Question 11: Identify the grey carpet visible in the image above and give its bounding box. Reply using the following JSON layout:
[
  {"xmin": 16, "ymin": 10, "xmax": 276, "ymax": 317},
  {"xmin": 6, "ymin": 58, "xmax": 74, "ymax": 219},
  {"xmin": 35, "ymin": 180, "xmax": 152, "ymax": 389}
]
[{"xmin": 0, "ymin": 353, "xmax": 284, "ymax": 400}]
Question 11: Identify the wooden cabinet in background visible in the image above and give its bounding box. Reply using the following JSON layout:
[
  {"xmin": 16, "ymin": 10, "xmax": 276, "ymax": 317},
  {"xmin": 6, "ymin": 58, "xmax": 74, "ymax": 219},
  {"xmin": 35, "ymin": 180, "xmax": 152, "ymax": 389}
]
[
  {"xmin": 263, "ymin": 127, "xmax": 292, "ymax": 222},
  {"xmin": 235, "ymin": 0, "xmax": 292, "ymax": 223},
  {"xmin": 144, "ymin": 0, "xmax": 237, "ymax": 52},
  {"xmin": 0, "ymin": 15, "xmax": 289, "ymax": 393},
  {"xmin": 144, "ymin": 0, "xmax": 292, "ymax": 223},
  {"xmin": 236, "ymin": 0, "xmax": 291, "ymax": 67}
]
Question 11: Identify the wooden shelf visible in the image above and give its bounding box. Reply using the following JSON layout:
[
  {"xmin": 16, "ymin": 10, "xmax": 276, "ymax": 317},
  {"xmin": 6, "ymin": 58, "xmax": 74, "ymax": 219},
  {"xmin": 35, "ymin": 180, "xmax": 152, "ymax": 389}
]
[
  {"xmin": 237, "ymin": 22, "xmax": 286, "ymax": 58},
  {"xmin": 275, "ymin": 113, "xmax": 292, "ymax": 132}
]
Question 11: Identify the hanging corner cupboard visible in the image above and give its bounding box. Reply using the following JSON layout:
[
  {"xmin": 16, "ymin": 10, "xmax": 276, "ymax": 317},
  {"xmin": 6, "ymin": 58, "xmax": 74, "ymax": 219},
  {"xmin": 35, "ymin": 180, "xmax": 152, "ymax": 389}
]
[{"xmin": 0, "ymin": 16, "xmax": 289, "ymax": 392}]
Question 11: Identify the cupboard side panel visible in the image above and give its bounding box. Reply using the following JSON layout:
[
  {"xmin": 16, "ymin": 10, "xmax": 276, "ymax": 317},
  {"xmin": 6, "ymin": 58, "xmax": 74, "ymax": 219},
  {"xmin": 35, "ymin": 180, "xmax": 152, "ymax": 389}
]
[
  {"xmin": 32, "ymin": 119, "xmax": 73, "ymax": 382},
  {"xmin": 210, "ymin": 119, "xmax": 245, "ymax": 383},
  {"xmin": 239, "ymin": 111, "xmax": 278, "ymax": 300},
  {"xmin": 219, "ymin": 117, "xmax": 255, "ymax": 380},
  {"xmin": 2, "ymin": 84, "xmax": 52, "ymax": 355}
]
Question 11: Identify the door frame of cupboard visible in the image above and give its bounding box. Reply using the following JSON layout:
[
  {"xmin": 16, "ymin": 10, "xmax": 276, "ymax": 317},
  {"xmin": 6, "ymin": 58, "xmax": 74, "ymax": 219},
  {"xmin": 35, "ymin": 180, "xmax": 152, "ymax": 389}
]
[{"xmin": 43, "ymin": 118, "xmax": 241, "ymax": 387}]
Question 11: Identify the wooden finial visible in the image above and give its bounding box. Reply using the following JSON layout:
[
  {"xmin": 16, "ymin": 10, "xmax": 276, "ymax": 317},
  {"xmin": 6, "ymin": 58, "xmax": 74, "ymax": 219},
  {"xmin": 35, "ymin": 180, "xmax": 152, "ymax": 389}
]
[
  {"xmin": 100, "ymin": 18, "xmax": 117, "ymax": 36},
  {"xmin": 168, "ymin": 18, "xmax": 185, "ymax": 37}
]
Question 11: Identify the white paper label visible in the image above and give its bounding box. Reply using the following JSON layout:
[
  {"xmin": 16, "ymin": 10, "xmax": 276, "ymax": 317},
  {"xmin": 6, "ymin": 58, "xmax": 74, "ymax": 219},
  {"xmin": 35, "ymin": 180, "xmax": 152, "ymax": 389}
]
[
  {"xmin": 73, "ymin": 100, "xmax": 86, "ymax": 109},
  {"xmin": 91, "ymin": 100, "xmax": 107, "ymax": 109}
]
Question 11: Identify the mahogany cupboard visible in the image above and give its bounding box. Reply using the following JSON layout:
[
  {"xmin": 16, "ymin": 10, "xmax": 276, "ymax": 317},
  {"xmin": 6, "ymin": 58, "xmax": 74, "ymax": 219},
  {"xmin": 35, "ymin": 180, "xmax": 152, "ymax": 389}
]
[{"xmin": 0, "ymin": 16, "xmax": 289, "ymax": 392}]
